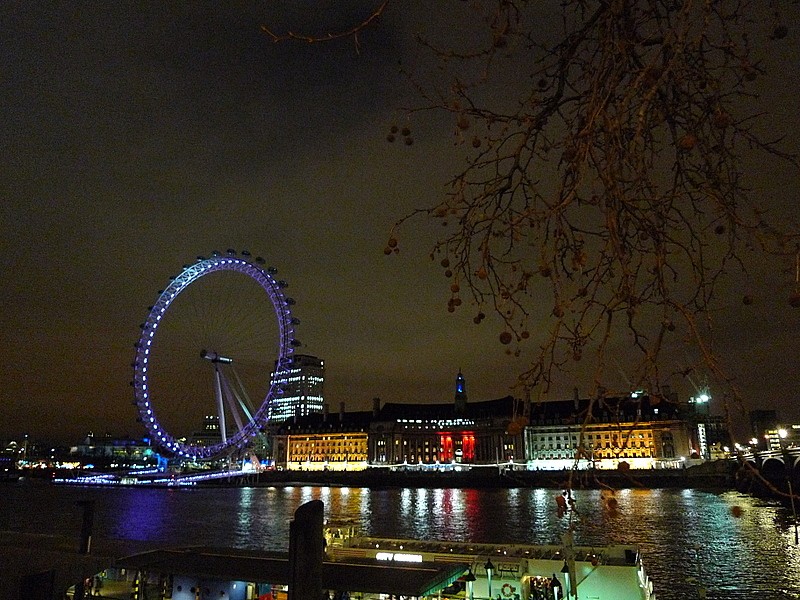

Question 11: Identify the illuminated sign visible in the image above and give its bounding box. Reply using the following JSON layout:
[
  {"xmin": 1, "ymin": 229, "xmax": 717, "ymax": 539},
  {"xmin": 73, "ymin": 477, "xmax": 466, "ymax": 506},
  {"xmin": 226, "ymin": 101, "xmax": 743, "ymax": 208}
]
[
  {"xmin": 375, "ymin": 552, "xmax": 423, "ymax": 563},
  {"xmin": 698, "ymin": 423, "xmax": 707, "ymax": 458}
]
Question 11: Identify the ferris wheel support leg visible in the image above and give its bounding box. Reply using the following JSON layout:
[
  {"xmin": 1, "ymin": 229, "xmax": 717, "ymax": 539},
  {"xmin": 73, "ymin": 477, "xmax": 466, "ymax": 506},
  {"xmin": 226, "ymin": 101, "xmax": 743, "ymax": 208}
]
[{"xmin": 214, "ymin": 366, "xmax": 227, "ymax": 443}]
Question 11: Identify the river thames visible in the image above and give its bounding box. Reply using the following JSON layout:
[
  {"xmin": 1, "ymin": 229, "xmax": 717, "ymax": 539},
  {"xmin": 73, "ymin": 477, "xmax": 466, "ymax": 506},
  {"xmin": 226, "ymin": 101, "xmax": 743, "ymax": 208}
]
[{"xmin": 3, "ymin": 480, "xmax": 799, "ymax": 599}]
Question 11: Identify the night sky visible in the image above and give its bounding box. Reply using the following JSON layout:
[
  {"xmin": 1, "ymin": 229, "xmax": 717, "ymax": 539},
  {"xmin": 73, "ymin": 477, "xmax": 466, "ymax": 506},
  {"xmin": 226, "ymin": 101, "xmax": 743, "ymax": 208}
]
[{"xmin": 3, "ymin": 2, "xmax": 799, "ymax": 445}]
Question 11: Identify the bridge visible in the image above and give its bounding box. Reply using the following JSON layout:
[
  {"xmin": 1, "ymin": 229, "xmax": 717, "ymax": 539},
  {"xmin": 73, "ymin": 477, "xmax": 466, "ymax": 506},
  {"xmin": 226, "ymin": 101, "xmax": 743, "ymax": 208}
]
[
  {"xmin": 734, "ymin": 447, "xmax": 800, "ymax": 495},
  {"xmin": 53, "ymin": 467, "xmax": 260, "ymax": 487}
]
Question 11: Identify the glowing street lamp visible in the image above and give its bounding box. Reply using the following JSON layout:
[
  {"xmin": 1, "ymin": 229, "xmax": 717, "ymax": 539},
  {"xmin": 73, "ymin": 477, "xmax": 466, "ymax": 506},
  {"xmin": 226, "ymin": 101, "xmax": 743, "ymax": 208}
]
[
  {"xmin": 484, "ymin": 559, "xmax": 494, "ymax": 599},
  {"xmin": 464, "ymin": 568, "xmax": 476, "ymax": 600},
  {"xmin": 550, "ymin": 574, "xmax": 562, "ymax": 600},
  {"xmin": 561, "ymin": 560, "xmax": 572, "ymax": 598}
]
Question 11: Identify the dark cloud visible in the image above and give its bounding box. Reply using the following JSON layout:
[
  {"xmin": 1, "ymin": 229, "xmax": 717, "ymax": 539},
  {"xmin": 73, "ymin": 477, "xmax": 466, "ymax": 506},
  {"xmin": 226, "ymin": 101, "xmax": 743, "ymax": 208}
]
[{"xmin": 1, "ymin": 1, "xmax": 799, "ymax": 444}]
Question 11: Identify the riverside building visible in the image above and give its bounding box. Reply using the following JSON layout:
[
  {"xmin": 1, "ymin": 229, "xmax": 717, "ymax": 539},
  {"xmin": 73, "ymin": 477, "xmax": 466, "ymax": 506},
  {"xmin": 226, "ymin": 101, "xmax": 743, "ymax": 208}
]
[
  {"xmin": 268, "ymin": 354, "xmax": 325, "ymax": 422},
  {"xmin": 264, "ymin": 371, "xmax": 722, "ymax": 472},
  {"xmin": 523, "ymin": 389, "xmax": 692, "ymax": 470},
  {"xmin": 270, "ymin": 402, "xmax": 372, "ymax": 471}
]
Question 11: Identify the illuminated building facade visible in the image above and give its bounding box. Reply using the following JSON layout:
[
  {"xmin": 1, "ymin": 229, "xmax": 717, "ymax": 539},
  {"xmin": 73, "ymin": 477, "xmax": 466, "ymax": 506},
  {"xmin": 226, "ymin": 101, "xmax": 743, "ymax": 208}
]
[
  {"xmin": 268, "ymin": 354, "xmax": 325, "ymax": 422},
  {"xmin": 369, "ymin": 397, "xmax": 522, "ymax": 466},
  {"xmin": 67, "ymin": 434, "xmax": 159, "ymax": 469},
  {"xmin": 267, "ymin": 374, "xmax": 526, "ymax": 469},
  {"xmin": 750, "ymin": 409, "xmax": 779, "ymax": 450},
  {"xmin": 185, "ymin": 415, "xmax": 223, "ymax": 446},
  {"xmin": 264, "ymin": 373, "xmax": 720, "ymax": 472},
  {"xmin": 524, "ymin": 391, "xmax": 694, "ymax": 469},
  {"xmin": 369, "ymin": 373, "xmax": 525, "ymax": 466},
  {"xmin": 683, "ymin": 389, "xmax": 731, "ymax": 458},
  {"xmin": 270, "ymin": 403, "xmax": 372, "ymax": 471}
]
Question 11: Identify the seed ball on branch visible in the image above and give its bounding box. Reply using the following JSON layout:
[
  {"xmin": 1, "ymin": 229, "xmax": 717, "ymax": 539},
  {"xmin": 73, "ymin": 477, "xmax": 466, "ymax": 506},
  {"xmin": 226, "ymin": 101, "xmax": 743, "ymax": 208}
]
[
  {"xmin": 790, "ymin": 292, "xmax": 800, "ymax": 308},
  {"xmin": 387, "ymin": 237, "xmax": 398, "ymax": 248},
  {"xmin": 499, "ymin": 331, "xmax": 513, "ymax": 345},
  {"xmin": 678, "ymin": 134, "xmax": 698, "ymax": 150}
]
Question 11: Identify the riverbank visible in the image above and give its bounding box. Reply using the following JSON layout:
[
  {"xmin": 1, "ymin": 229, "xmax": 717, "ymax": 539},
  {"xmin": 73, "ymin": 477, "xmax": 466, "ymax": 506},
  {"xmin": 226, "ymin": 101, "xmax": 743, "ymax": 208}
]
[{"xmin": 203, "ymin": 461, "xmax": 735, "ymax": 489}]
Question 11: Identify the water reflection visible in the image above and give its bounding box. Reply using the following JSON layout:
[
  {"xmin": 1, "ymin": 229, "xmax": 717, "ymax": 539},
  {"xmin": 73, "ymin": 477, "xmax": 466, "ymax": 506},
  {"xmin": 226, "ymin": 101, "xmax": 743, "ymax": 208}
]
[
  {"xmin": 6, "ymin": 483, "xmax": 800, "ymax": 599},
  {"xmin": 114, "ymin": 489, "xmax": 168, "ymax": 541}
]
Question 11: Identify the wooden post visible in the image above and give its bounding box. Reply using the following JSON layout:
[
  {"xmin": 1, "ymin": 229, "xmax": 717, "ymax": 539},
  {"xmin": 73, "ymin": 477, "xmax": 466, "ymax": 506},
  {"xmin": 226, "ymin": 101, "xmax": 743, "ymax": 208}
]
[{"xmin": 288, "ymin": 500, "xmax": 324, "ymax": 600}]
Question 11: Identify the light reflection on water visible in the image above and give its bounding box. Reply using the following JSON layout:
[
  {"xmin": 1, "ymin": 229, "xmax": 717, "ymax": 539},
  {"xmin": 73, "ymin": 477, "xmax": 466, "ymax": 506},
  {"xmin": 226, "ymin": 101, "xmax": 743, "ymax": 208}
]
[{"xmin": 4, "ymin": 481, "xmax": 799, "ymax": 599}]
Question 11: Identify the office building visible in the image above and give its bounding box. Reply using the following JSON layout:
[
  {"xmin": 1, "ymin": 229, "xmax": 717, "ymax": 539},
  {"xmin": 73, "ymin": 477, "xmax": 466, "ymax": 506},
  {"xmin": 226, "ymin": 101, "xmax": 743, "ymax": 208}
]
[{"xmin": 268, "ymin": 354, "xmax": 325, "ymax": 422}]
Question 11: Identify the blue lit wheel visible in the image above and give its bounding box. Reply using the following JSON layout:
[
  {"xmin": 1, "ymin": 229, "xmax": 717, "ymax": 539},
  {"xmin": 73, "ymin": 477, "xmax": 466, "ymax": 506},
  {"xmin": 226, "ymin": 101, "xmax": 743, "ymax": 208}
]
[{"xmin": 131, "ymin": 251, "xmax": 299, "ymax": 460}]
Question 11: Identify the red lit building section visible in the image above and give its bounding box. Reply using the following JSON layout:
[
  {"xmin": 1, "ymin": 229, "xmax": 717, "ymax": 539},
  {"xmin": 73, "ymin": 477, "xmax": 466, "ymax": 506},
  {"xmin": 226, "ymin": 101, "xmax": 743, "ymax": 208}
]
[
  {"xmin": 438, "ymin": 432, "xmax": 475, "ymax": 463},
  {"xmin": 439, "ymin": 433, "xmax": 453, "ymax": 462},
  {"xmin": 462, "ymin": 433, "xmax": 475, "ymax": 461}
]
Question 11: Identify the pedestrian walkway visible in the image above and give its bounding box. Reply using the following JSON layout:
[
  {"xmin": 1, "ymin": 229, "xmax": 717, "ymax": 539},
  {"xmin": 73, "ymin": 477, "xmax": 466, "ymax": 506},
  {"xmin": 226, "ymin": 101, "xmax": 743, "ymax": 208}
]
[{"xmin": 68, "ymin": 577, "xmax": 133, "ymax": 600}]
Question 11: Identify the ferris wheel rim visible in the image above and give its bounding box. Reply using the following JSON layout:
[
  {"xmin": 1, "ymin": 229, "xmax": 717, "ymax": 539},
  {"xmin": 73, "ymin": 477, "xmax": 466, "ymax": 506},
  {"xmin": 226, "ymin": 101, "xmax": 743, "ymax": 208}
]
[{"xmin": 131, "ymin": 253, "xmax": 297, "ymax": 461}]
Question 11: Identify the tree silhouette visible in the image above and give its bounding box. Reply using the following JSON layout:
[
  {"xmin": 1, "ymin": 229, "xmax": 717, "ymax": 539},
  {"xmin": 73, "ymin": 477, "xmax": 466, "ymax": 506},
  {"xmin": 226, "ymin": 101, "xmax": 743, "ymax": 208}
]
[
  {"xmin": 384, "ymin": 1, "xmax": 799, "ymax": 417},
  {"xmin": 267, "ymin": 1, "xmax": 799, "ymax": 441}
]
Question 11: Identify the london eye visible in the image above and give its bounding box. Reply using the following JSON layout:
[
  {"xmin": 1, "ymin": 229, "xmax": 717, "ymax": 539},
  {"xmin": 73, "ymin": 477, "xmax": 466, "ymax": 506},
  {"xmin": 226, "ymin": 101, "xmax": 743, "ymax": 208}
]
[{"xmin": 131, "ymin": 250, "xmax": 299, "ymax": 461}]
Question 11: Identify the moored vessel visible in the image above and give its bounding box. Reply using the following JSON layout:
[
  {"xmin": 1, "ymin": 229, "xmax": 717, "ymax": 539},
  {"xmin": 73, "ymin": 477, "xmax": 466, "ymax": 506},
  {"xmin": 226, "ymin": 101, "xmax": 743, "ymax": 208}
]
[{"xmin": 324, "ymin": 522, "xmax": 656, "ymax": 600}]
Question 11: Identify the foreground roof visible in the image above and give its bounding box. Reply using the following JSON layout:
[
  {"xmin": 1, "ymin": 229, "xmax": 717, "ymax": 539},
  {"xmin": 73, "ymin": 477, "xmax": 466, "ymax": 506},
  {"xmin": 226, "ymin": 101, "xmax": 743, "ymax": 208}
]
[{"xmin": 117, "ymin": 547, "xmax": 468, "ymax": 597}]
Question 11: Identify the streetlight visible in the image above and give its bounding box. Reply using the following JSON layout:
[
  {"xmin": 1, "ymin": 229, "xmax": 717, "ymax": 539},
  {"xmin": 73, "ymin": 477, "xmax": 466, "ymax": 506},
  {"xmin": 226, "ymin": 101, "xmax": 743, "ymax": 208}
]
[
  {"xmin": 484, "ymin": 559, "xmax": 494, "ymax": 599},
  {"xmin": 464, "ymin": 568, "xmax": 476, "ymax": 600},
  {"xmin": 561, "ymin": 560, "xmax": 571, "ymax": 598},
  {"xmin": 550, "ymin": 574, "xmax": 562, "ymax": 600},
  {"xmin": 778, "ymin": 429, "xmax": 799, "ymax": 545}
]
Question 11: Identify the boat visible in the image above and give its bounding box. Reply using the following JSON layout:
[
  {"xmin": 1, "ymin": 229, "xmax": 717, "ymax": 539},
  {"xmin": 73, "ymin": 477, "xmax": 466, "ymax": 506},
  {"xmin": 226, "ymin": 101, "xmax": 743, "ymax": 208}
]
[{"xmin": 324, "ymin": 522, "xmax": 656, "ymax": 600}]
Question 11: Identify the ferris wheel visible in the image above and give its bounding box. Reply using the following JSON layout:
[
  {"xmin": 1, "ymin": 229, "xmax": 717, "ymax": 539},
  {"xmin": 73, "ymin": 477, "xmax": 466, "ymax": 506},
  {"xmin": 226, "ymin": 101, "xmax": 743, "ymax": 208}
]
[{"xmin": 131, "ymin": 250, "xmax": 300, "ymax": 461}]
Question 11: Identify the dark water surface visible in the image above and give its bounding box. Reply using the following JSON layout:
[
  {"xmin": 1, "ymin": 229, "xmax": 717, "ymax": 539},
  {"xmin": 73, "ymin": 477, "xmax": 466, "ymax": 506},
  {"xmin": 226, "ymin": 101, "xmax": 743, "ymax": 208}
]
[{"xmin": 4, "ymin": 480, "xmax": 799, "ymax": 599}]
